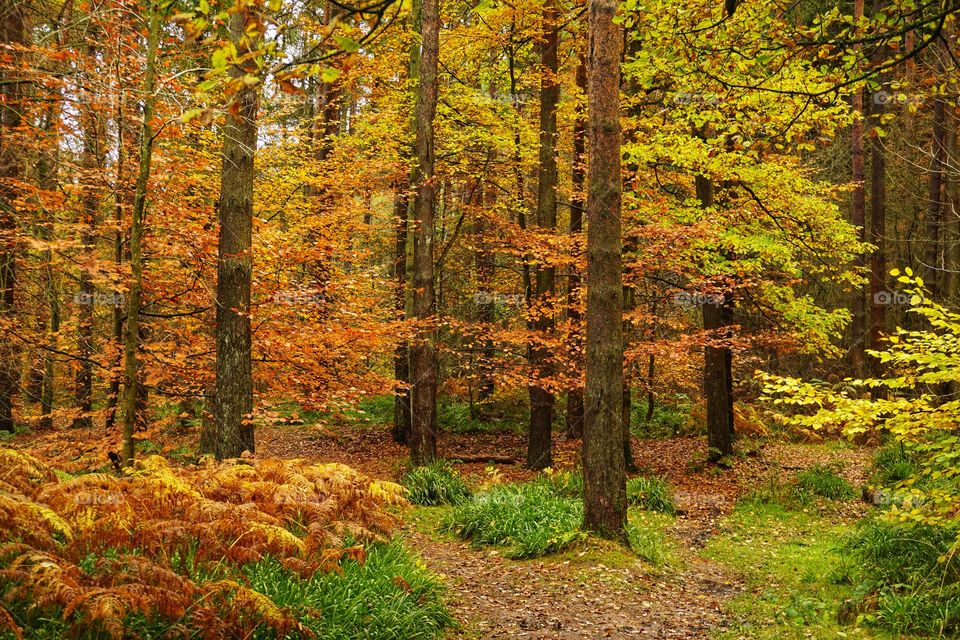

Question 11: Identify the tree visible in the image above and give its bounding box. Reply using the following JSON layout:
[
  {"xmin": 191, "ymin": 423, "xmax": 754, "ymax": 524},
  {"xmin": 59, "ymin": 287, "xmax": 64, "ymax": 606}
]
[
  {"xmin": 565, "ymin": 55, "xmax": 587, "ymax": 440},
  {"xmin": 582, "ymin": 0, "xmax": 627, "ymax": 541},
  {"xmin": 0, "ymin": 0, "xmax": 24, "ymax": 433},
  {"xmin": 527, "ymin": 0, "xmax": 559, "ymax": 470},
  {"xmin": 121, "ymin": 0, "xmax": 161, "ymax": 465},
  {"xmin": 409, "ymin": 0, "xmax": 440, "ymax": 465},
  {"xmin": 212, "ymin": 6, "xmax": 260, "ymax": 459}
]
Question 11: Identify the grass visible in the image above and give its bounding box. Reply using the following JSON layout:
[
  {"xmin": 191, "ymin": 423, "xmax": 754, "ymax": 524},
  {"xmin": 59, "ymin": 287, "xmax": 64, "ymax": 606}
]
[
  {"xmin": 402, "ymin": 460, "xmax": 471, "ymax": 506},
  {"xmin": 626, "ymin": 475, "xmax": 676, "ymax": 514},
  {"xmin": 441, "ymin": 472, "xmax": 677, "ymax": 562},
  {"xmin": 871, "ymin": 442, "xmax": 919, "ymax": 486},
  {"xmin": 702, "ymin": 501, "xmax": 880, "ymax": 639},
  {"xmin": 627, "ymin": 510, "xmax": 676, "ymax": 567},
  {"xmin": 442, "ymin": 480, "xmax": 584, "ymax": 558},
  {"xmin": 795, "ymin": 464, "xmax": 856, "ymax": 500},
  {"xmin": 841, "ymin": 518, "xmax": 960, "ymax": 637},
  {"xmin": 244, "ymin": 543, "xmax": 452, "ymax": 639}
]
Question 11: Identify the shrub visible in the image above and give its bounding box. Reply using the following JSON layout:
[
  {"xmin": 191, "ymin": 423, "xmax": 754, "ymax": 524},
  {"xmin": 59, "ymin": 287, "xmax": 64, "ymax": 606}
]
[
  {"xmin": 443, "ymin": 481, "xmax": 583, "ymax": 558},
  {"xmin": 402, "ymin": 460, "xmax": 471, "ymax": 506},
  {"xmin": 0, "ymin": 448, "xmax": 451, "ymax": 640},
  {"xmin": 794, "ymin": 465, "xmax": 856, "ymax": 500},
  {"xmin": 626, "ymin": 476, "xmax": 676, "ymax": 514}
]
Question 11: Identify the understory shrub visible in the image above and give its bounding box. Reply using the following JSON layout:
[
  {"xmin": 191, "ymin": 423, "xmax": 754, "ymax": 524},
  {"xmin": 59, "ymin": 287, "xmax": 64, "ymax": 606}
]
[
  {"xmin": 0, "ymin": 448, "xmax": 450, "ymax": 639},
  {"xmin": 402, "ymin": 460, "xmax": 471, "ymax": 506}
]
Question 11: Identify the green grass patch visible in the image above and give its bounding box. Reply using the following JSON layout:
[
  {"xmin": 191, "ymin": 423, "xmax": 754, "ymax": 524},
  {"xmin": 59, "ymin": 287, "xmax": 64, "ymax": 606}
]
[
  {"xmin": 702, "ymin": 502, "xmax": 876, "ymax": 639},
  {"xmin": 244, "ymin": 543, "xmax": 452, "ymax": 639},
  {"xmin": 626, "ymin": 476, "xmax": 676, "ymax": 514},
  {"xmin": 627, "ymin": 510, "xmax": 676, "ymax": 567},
  {"xmin": 795, "ymin": 465, "xmax": 856, "ymax": 501},
  {"xmin": 630, "ymin": 395, "xmax": 695, "ymax": 439},
  {"xmin": 841, "ymin": 518, "xmax": 960, "ymax": 637},
  {"xmin": 442, "ymin": 480, "xmax": 584, "ymax": 558},
  {"xmin": 402, "ymin": 460, "xmax": 471, "ymax": 506}
]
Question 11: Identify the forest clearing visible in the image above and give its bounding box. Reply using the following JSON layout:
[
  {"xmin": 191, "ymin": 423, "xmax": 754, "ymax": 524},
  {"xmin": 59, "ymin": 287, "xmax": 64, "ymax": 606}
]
[{"xmin": 1, "ymin": 0, "xmax": 960, "ymax": 637}]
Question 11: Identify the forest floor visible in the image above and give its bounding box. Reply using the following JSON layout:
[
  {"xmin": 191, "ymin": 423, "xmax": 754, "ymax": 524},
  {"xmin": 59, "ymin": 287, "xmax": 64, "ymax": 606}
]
[
  {"xmin": 255, "ymin": 424, "xmax": 882, "ymax": 639},
  {"xmin": 8, "ymin": 418, "xmax": 886, "ymax": 639}
]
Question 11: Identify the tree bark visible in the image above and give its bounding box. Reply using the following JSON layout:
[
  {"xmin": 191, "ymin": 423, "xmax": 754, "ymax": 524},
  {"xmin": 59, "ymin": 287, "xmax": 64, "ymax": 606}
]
[
  {"xmin": 849, "ymin": 0, "xmax": 867, "ymax": 374},
  {"xmin": 582, "ymin": 0, "xmax": 626, "ymax": 541},
  {"xmin": 74, "ymin": 49, "xmax": 105, "ymax": 429},
  {"xmin": 120, "ymin": 0, "xmax": 161, "ymax": 465},
  {"xmin": 393, "ymin": 181, "xmax": 411, "ymax": 444},
  {"xmin": 527, "ymin": 0, "xmax": 559, "ymax": 470},
  {"xmin": 0, "ymin": 0, "xmax": 24, "ymax": 432},
  {"xmin": 409, "ymin": 0, "xmax": 440, "ymax": 465},
  {"xmin": 212, "ymin": 8, "xmax": 259, "ymax": 460},
  {"xmin": 867, "ymin": 14, "xmax": 887, "ymax": 391},
  {"xmin": 696, "ymin": 174, "xmax": 734, "ymax": 462},
  {"xmin": 566, "ymin": 54, "xmax": 587, "ymax": 440}
]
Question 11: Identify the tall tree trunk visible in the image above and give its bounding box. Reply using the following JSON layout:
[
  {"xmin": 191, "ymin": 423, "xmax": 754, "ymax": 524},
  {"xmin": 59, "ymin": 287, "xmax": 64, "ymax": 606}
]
[
  {"xmin": 74, "ymin": 55, "xmax": 104, "ymax": 429},
  {"xmin": 867, "ymin": 14, "xmax": 887, "ymax": 391},
  {"xmin": 120, "ymin": 0, "xmax": 161, "ymax": 465},
  {"xmin": 566, "ymin": 55, "xmax": 587, "ymax": 439},
  {"xmin": 213, "ymin": 9, "xmax": 259, "ymax": 460},
  {"xmin": 621, "ymin": 285, "xmax": 636, "ymax": 472},
  {"xmin": 697, "ymin": 174, "xmax": 734, "ymax": 462},
  {"xmin": 849, "ymin": 0, "xmax": 867, "ymax": 374},
  {"xmin": 926, "ymin": 83, "xmax": 946, "ymax": 300},
  {"xmin": 0, "ymin": 0, "xmax": 24, "ymax": 432},
  {"xmin": 527, "ymin": 0, "xmax": 559, "ymax": 470},
  {"xmin": 409, "ymin": 0, "xmax": 440, "ymax": 465},
  {"xmin": 392, "ymin": 180, "xmax": 411, "ymax": 444},
  {"xmin": 475, "ymin": 179, "xmax": 495, "ymax": 407},
  {"xmin": 582, "ymin": 0, "xmax": 626, "ymax": 541},
  {"xmin": 393, "ymin": 0, "xmax": 422, "ymax": 445}
]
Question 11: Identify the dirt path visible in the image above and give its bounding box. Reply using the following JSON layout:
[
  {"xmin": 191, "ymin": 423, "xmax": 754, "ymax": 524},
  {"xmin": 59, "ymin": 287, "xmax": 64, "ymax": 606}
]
[{"xmin": 404, "ymin": 488, "xmax": 742, "ymax": 639}]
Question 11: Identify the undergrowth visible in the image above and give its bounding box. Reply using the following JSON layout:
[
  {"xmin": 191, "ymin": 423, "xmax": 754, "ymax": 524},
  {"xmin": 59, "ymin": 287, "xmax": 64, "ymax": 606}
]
[
  {"xmin": 0, "ymin": 448, "xmax": 450, "ymax": 639},
  {"xmin": 402, "ymin": 460, "xmax": 471, "ymax": 506}
]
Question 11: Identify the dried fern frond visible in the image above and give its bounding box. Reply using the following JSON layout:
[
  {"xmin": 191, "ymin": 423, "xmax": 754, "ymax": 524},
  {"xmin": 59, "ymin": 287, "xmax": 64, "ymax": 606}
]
[{"xmin": 0, "ymin": 603, "xmax": 23, "ymax": 640}]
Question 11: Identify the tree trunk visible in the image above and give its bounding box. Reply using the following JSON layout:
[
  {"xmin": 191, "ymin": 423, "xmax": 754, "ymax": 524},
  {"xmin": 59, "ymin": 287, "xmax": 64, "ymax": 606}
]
[
  {"xmin": 393, "ymin": 182, "xmax": 411, "ymax": 444},
  {"xmin": 849, "ymin": 0, "xmax": 867, "ymax": 374},
  {"xmin": 409, "ymin": 0, "xmax": 440, "ymax": 466},
  {"xmin": 527, "ymin": 0, "xmax": 559, "ymax": 470},
  {"xmin": 120, "ymin": 0, "xmax": 161, "ymax": 465},
  {"xmin": 621, "ymin": 285, "xmax": 636, "ymax": 472},
  {"xmin": 867, "ymin": 21, "xmax": 887, "ymax": 392},
  {"xmin": 926, "ymin": 86, "xmax": 946, "ymax": 300},
  {"xmin": 566, "ymin": 55, "xmax": 587, "ymax": 440},
  {"xmin": 213, "ymin": 9, "xmax": 259, "ymax": 460},
  {"xmin": 475, "ymin": 179, "xmax": 495, "ymax": 407},
  {"xmin": 74, "ymin": 55, "xmax": 104, "ymax": 429},
  {"xmin": 0, "ymin": 0, "xmax": 24, "ymax": 432},
  {"xmin": 696, "ymin": 174, "xmax": 734, "ymax": 462},
  {"xmin": 582, "ymin": 0, "xmax": 626, "ymax": 541}
]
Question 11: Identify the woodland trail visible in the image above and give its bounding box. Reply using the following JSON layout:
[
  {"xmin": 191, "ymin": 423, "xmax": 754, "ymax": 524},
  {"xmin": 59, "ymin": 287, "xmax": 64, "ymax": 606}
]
[
  {"xmin": 404, "ymin": 492, "xmax": 741, "ymax": 639},
  {"xmin": 255, "ymin": 425, "xmax": 875, "ymax": 639}
]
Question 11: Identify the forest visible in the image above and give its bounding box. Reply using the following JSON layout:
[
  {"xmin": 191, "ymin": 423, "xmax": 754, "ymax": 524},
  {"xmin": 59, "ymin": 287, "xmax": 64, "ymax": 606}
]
[{"xmin": 1, "ymin": 0, "xmax": 959, "ymax": 636}]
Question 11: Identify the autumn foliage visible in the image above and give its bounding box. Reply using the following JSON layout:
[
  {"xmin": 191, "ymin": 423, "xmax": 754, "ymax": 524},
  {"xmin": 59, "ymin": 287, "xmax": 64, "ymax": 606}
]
[{"xmin": 0, "ymin": 448, "xmax": 407, "ymax": 639}]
